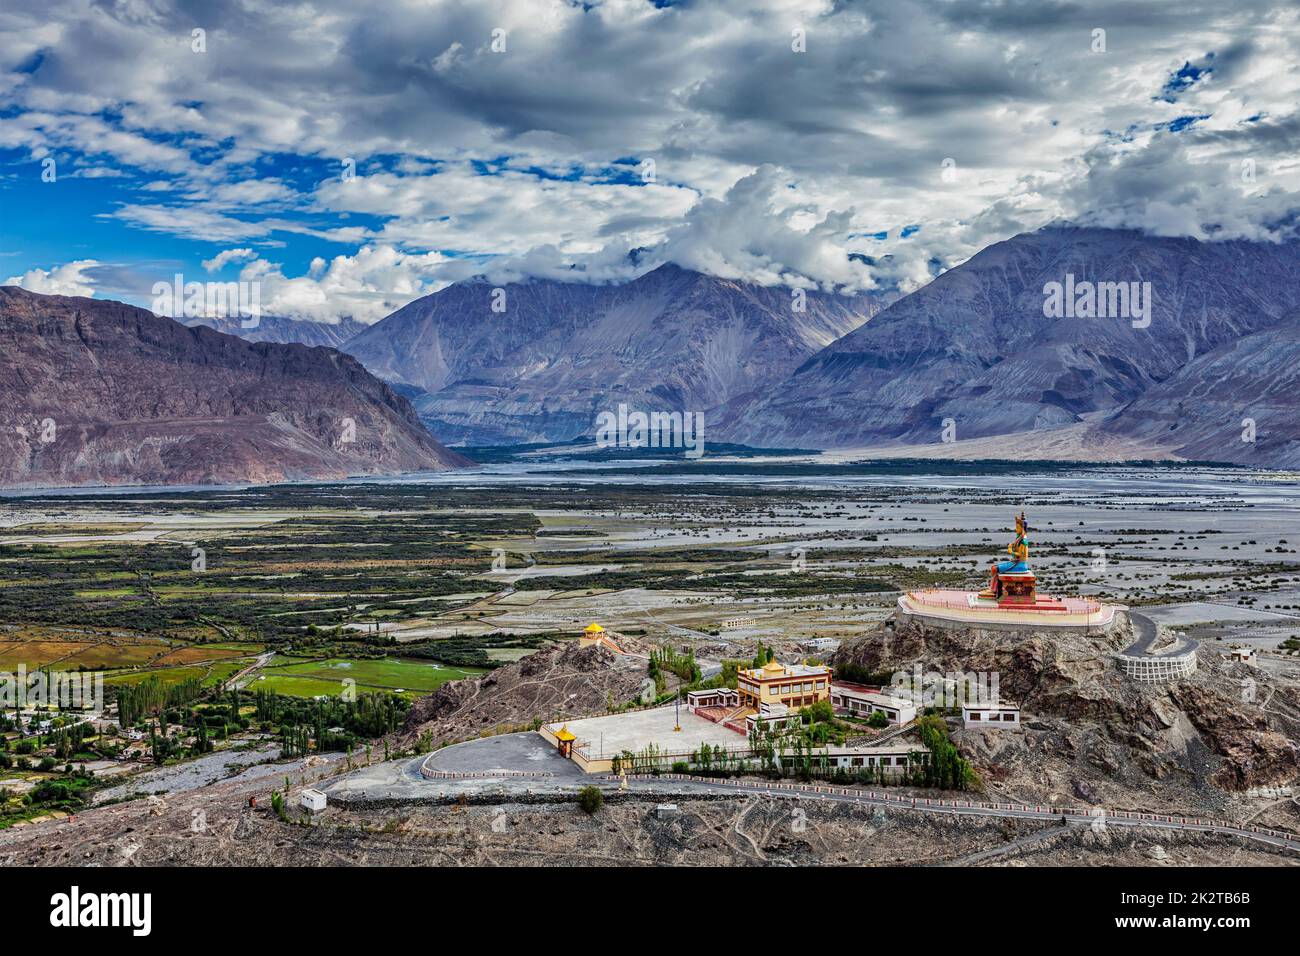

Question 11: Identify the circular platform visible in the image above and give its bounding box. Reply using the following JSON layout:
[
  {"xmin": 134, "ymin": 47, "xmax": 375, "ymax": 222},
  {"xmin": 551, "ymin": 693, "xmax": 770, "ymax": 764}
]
[{"xmin": 898, "ymin": 589, "xmax": 1119, "ymax": 629}]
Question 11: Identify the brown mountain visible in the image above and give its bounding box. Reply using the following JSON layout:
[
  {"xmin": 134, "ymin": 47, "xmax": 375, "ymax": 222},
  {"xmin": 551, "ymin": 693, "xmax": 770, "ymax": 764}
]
[
  {"xmin": 343, "ymin": 264, "xmax": 879, "ymax": 444},
  {"xmin": 0, "ymin": 287, "xmax": 470, "ymax": 489}
]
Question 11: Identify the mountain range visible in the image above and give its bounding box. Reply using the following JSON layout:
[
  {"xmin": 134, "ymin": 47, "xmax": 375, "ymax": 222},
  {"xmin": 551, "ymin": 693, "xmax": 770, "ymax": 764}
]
[
  {"xmin": 6, "ymin": 224, "xmax": 1298, "ymax": 489},
  {"xmin": 334, "ymin": 228, "xmax": 1300, "ymax": 466},
  {"xmin": 342, "ymin": 263, "xmax": 880, "ymax": 445},
  {"xmin": 185, "ymin": 314, "xmax": 369, "ymax": 349},
  {"xmin": 0, "ymin": 288, "xmax": 467, "ymax": 489},
  {"xmin": 716, "ymin": 227, "xmax": 1300, "ymax": 466}
]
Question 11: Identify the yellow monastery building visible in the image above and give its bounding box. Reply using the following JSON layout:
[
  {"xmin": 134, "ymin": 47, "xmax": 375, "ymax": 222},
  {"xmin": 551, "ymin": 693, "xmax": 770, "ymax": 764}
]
[{"xmin": 737, "ymin": 660, "xmax": 831, "ymax": 710}]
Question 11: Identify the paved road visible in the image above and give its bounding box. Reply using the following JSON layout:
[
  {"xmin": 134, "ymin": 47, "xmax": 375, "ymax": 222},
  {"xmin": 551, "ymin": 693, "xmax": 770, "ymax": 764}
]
[
  {"xmin": 629, "ymin": 774, "xmax": 1300, "ymax": 856},
  {"xmin": 322, "ymin": 733, "xmax": 1300, "ymax": 858},
  {"xmin": 1122, "ymin": 611, "xmax": 1199, "ymax": 658},
  {"xmin": 422, "ymin": 733, "xmax": 584, "ymax": 778},
  {"xmin": 225, "ymin": 651, "xmax": 275, "ymax": 691}
]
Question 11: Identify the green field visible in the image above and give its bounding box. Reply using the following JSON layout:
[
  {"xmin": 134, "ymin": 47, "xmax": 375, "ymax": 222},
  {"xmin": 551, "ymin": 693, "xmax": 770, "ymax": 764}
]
[
  {"xmin": 104, "ymin": 660, "xmax": 248, "ymax": 687},
  {"xmin": 252, "ymin": 657, "xmax": 481, "ymax": 699}
]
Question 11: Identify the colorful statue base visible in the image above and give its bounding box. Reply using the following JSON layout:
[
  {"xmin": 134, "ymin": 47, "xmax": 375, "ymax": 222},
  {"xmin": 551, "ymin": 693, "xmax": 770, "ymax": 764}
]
[{"xmin": 900, "ymin": 509, "xmax": 1115, "ymax": 627}]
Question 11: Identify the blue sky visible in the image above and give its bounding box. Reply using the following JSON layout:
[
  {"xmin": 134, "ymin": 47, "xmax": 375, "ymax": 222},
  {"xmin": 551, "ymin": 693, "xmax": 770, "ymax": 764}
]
[{"xmin": 1, "ymin": 0, "xmax": 1296, "ymax": 321}]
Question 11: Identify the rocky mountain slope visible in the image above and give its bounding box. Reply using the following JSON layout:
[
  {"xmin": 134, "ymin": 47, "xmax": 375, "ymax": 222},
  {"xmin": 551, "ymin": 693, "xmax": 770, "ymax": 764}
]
[
  {"xmin": 1098, "ymin": 319, "xmax": 1300, "ymax": 467},
  {"xmin": 0, "ymin": 287, "xmax": 469, "ymax": 488},
  {"xmin": 343, "ymin": 263, "xmax": 879, "ymax": 445},
  {"xmin": 186, "ymin": 313, "xmax": 368, "ymax": 349},
  {"xmin": 831, "ymin": 612, "xmax": 1298, "ymax": 804},
  {"xmin": 7, "ymin": 756, "xmax": 1287, "ymax": 866},
  {"xmin": 401, "ymin": 640, "xmax": 650, "ymax": 745},
  {"xmin": 716, "ymin": 227, "xmax": 1300, "ymax": 462}
]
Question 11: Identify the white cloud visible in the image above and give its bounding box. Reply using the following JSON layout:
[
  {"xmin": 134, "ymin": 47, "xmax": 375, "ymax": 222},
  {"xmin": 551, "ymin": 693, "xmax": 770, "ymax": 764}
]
[
  {"xmin": 202, "ymin": 248, "xmax": 258, "ymax": 272},
  {"xmin": 236, "ymin": 245, "xmax": 452, "ymax": 323},
  {"xmin": 4, "ymin": 259, "xmax": 99, "ymax": 297},
  {"xmin": 1, "ymin": 0, "xmax": 1299, "ymax": 318}
]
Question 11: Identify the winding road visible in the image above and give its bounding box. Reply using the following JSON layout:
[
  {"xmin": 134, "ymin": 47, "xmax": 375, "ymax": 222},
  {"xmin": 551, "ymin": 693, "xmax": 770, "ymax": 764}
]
[
  {"xmin": 321, "ymin": 732, "xmax": 1300, "ymax": 859},
  {"xmin": 1122, "ymin": 610, "xmax": 1199, "ymax": 658}
]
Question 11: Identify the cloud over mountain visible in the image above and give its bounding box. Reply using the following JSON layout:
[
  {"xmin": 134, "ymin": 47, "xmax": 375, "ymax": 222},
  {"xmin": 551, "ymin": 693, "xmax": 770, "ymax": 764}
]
[{"xmin": 2, "ymin": 0, "xmax": 1299, "ymax": 318}]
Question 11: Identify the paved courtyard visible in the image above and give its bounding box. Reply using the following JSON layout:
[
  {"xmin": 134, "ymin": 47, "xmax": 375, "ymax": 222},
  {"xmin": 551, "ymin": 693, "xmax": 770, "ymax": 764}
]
[
  {"xmin": 424, "ymin": 732, "xmax": 584, "ymax": 776},
  {"xmin": 551, "ymin": 704, "xmax": 747, "ymax": 761}
]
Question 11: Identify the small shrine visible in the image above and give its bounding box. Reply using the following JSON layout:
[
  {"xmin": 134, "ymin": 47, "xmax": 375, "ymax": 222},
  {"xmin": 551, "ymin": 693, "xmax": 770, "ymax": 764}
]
[
  {"xmin": 578, "ymin": 621, "xmax": 626, "ymax": 654},
  {"xmin": 554, "ymin": 724, "xmax": 576, "ymax": 758}
]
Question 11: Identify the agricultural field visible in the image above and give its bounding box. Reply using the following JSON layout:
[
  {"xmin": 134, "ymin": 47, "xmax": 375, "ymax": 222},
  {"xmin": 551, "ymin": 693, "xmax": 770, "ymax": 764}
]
[
  {"xmin": 4, "ymin": 463, "xmax": 1300, "ymax": 714},
  {"xmin": 250, "ymin": 657, "xmax": 482, "ymax": 700}
]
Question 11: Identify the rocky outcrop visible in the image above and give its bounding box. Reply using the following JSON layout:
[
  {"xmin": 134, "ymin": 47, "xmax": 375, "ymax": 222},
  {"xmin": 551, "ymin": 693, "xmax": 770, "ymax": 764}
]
[
  {"xmin": 402, "ymin": 641, "xmax": 648, "ymax": 744},
  {"xmin": 1169, "ymin": 684, "xmax": 1299, "ymax": 791},
  {"xmin": 0, "ymin": 287, "xmax": 470, "ymax": 488},
  {"xmin": 831, "ymin": 612, "xmax": 1299, "ymax": 801}
]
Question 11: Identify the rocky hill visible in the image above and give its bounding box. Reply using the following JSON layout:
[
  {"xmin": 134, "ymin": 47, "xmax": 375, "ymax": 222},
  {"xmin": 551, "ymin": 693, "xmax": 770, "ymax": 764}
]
[
  {"xmin": 401, "ymin": 640, "xmax": 651, "ymax": 745},
  {"xmin": 716, "ymin": 227, "xmax": 1300, "ymax": 463},
  {"xmin": 343, "ymin": 263, "xmax": 878, "ymax": 445},
  {"xmin": 0, "ymin": 287, "xmax": 469, "ymax": 488},
  {"xmin": 831, "ymin": 612, "xmax": 1298, "ymax": 806}
]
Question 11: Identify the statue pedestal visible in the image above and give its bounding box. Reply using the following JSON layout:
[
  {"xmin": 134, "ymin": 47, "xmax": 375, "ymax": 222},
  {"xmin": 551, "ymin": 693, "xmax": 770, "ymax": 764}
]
[{"xmin": 997, "ymin": 571, "xmax": 1037, "ymax": 606}]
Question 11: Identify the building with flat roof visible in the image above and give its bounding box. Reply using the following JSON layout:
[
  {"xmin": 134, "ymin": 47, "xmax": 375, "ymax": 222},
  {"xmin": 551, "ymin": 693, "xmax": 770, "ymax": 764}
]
[
  {"xmin": 737, "ymin": 660, "xmax": 831, "ymax": 711},
  {"xmin": 830, "ymin": 682, "xmax": 916, "ymax": 726},
  {"xmin": 720, "ymin": 617, "xmax": 756, "ymax": 630},
  {"xmin": 686, "ymin": 688, "xmax": 740, "ymax": 712},
  {"xmin": 961, "ymin": 702, "xmax": 1021, "ymax": 729},
  {"xmin": 805, "ymin": 744, "xmax": 928, "ymax": 776}
]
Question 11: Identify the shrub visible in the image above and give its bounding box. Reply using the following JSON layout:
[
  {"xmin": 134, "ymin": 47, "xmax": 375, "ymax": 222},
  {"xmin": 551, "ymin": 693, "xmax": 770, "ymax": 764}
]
[{"xmin": 577, "ymin": 785, "xmax": 604, "ymax": 815}]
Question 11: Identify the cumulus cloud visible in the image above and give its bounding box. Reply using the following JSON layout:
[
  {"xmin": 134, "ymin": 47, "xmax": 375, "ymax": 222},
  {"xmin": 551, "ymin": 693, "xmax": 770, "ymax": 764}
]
[
  {"xmin": 4, "ymin": 259, "xmax": 100, "ymax": 297},
  {"xmin": 1, "ymin": 0, "xmax": 1299, "ymax": 318},
  {"xmin": 655, "ymin": 166, "xmax": 874, "ymax": 291},
  {"xmin": 235, "ymin": 245, "xmax": 453, "ymax": 324}
]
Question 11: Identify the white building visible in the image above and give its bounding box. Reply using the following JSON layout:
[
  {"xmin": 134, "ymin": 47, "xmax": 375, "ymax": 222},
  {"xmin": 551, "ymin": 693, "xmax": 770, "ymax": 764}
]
[
  {"xmin": 299, "ymin": 788, "xmax": 327, "ymax": 813},
  {"xmin": 803, "ymin": 637, "xmax": 840, "ymax": 652},
  {"xmin": 799, "ymin": 744, "xmax": 929, "ymax": 776},
  {"xmin": 685, "ymin": 688, "xmax": 740, "ymax": 713},
  {"xmin": 962, "ymin": 702, "xmax": 1021, "ymax": 729},
  {"xmin": 830, "ymin": 682, "xmax": 917, "ymax": 726},
  {"xmin": 1227, "ymin": 648, "xmax": 1257, "ymax": 666}
]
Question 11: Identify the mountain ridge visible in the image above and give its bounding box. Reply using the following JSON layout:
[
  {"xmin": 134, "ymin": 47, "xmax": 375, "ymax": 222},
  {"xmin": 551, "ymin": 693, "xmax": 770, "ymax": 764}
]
[
  {"xmin": 714, "ymin": 226, "xmax": 1300, "ymax": 464},
  {"xmin": 0, "ymin": 287, "xmax": 469, "ymax": 489},
  {"xmin": 342, "ymin": 262, "xmax": 881, "ymax": 445}
]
